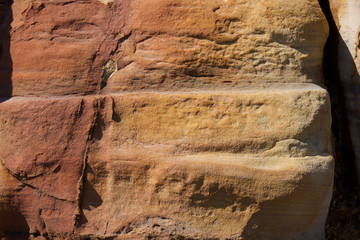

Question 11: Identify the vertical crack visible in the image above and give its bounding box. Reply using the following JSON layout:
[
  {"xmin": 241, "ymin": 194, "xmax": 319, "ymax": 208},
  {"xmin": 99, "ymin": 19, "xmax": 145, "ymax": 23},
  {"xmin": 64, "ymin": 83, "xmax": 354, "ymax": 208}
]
[
  {"xmin": 74, "ymin": 97, "xmax": 100, "ymax": 229},
  {"xmin": 318, "ymin": 0, "xmax": 360, "ymax": 239}
]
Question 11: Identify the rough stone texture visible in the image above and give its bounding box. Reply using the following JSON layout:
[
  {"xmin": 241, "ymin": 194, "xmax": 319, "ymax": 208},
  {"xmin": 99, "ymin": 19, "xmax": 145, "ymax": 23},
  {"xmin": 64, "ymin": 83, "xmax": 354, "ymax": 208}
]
[
  {"xmin": 8, "ymin": 0, "xmax": 329, "ymax": 96},
  {"xmin": 0, "ymin": 97, "xmax": 96, "ymax": 234},
  {"xmin": 103, "ymin": 0, "xmax": 328, "ymax": 91},
  {"xmin": 0, "ymin": 89, "xmax": 334, "ymax": 239},
  {"xmin": 0, "ymin": 0, "xmax": 334, "ymax": 239},
  {"xmin": 78, "ymin": 87, "xmax": 333, "ymax": 240}
]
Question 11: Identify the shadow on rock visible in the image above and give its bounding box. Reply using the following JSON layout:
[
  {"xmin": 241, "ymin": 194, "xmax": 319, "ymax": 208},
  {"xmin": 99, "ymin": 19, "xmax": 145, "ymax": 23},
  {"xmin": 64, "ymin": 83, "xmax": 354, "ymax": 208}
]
[
  {"xmin": 0, "ymin": 0, "xmax": 12, "ymax": 102},
  {"xmin": 76, "ymin": 165, "xmax": 103, "ymax": 226},
  {"xmin": 0, "ymin": 209, "xmax": 30, "ymax": 239},
  {"xmin": 318, "ymin": 0, "xmax": 360, "ymax": 239}
]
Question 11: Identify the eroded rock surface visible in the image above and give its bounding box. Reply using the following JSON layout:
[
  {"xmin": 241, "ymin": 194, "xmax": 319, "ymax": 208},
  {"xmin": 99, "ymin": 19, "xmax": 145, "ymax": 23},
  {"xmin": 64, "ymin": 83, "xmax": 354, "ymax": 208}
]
[
  {"xmin": 0, "ymin": 0, "xmax": 333, "ymax": 239},
  {"xmin": 8, "ymin": 0, "xmax": 329, "ymax": 96},
  {"xmin": 78, "ymin": 87, "xmax": 333, "ymax": 240}
]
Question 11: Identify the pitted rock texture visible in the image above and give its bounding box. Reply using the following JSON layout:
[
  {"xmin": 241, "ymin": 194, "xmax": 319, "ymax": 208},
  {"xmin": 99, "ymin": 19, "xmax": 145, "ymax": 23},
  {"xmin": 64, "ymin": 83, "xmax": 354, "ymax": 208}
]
[
  {"xmin": 8, "ymin": 0, "xmax": 329, "ymax": 96},
  {"xmin": 78, "ymin": 87, "xmax": 333, "ymax": 240},
  {"xmin": 0, "ymin": 89, "xmax": 334, "ymax": 239},
  {"xmin": 0, "ymin": 0, "xmax": 333, "ymax": 239}
]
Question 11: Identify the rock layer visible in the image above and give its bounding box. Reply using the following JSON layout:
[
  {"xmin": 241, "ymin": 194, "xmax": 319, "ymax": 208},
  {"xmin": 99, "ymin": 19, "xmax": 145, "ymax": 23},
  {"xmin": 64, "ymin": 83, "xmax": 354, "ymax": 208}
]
[
  {"xmin": 0, "ymin": 88, "xmax": 333, "ymax": 239},
  {"xmin": 78, "ymin": 87, "xmax": 333, "ymax": 239},
  {"xmin": 0, "ymin": 0, "xmax": 333, "ymax": 239},
  {"xmin": 8, "ymin": 0, "xmax": 329, "ymax": 96}
]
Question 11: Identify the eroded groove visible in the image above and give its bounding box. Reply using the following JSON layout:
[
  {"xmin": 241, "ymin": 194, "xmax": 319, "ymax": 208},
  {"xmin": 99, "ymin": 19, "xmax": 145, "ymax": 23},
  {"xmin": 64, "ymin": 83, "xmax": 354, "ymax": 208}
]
[
  {"xmin": 74, "ymin": 97, "xmax": 100, "ymax": 228},
  {"xmin": 318, "ymin": 0, "xmax": 360, "ymax": 239}
]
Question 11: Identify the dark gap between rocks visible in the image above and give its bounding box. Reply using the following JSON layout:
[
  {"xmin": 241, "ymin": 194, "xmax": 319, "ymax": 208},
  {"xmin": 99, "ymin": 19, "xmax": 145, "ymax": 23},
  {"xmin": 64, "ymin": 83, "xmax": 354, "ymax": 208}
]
[
  {"xmin": 318, "ymin": 0, "xmax": 360, "ymax": 239},
  {"xmin": 0, "ymin": 0, "xmax": 13, "ymax": 101}
]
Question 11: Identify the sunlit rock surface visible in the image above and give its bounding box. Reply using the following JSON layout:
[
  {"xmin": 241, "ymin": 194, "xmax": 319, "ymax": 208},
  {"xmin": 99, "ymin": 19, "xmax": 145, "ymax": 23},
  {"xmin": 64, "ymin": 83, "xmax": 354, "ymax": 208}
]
[{"xmin": 0, "ymin": 0, "xmax": 333, "ymax": 239}]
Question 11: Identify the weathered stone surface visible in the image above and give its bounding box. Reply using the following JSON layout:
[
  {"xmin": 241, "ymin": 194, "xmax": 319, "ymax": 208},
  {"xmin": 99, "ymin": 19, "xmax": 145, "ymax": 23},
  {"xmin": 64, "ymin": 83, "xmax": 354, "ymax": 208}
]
[
  {"xmin": 86, "ymin": 87, "xmax": 331, "ymax": 155},
  {"xmin": 104, "ymin": 0, "xmax": 328, "ymax": 92},
  {"xmin": 81, "ymin": 155, "xmax": 333, "ymax": 239},
  {"xmin": 0, "ymin": 87, "xmax": 334, "ymax": 239},
  {"xmin": 0, "ymin": 0, "xmax": 334, "ymax": 239},
  {"xmin": 8, "ymin": 0, "xmax": 328, "ymax": 96},
  {"xmin": 0, "ymin": 97, "xmax": 96, "ymax": 234},
  {"xmin": 9, "ymin": 1, "xmax": 111, "ymax": 96},
  {"xmin": 77, "ymin": 87, "xmax": 333, "ymax": 239}
]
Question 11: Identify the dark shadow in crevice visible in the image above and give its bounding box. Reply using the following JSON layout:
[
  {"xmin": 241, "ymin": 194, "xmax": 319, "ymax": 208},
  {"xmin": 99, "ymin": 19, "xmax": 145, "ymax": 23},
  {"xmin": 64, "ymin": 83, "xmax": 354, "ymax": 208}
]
[
  {"xmin": 75, "ymin": 165, "xmax": 103, "ymax": 227},
  {"xmin": 0, "ymin": 0, "xmax": 13, "ymax": 102},
  {"xmin": 0, "ymin": 209, "xmax": 30, "ymax": 239},
  {"xmin": 319, "ymin": 0, "xmax": 359, "ymax": 192},
  {"xmin": 318, "ymin": 0, "xmax": 360, "ymax": 239}
]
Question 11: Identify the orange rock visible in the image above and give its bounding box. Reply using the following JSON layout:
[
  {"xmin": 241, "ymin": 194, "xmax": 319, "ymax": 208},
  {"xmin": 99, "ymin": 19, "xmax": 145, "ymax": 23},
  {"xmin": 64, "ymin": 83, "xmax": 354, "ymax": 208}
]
[
  {"xmin": 8, "ymin": 0, "xmax": 328, "ymax": 96},
  {"xmin": 0, "ymin": 0, "xmax": 334, "ymax": 239},
  {"xmin": 0, "ymin": 97, "xmax": 96, "ymax": 234}
]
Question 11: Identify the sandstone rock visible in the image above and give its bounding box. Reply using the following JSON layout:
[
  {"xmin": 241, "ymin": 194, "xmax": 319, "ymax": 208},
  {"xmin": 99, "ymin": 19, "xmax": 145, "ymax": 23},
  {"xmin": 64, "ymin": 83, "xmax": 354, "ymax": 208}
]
[
  {"xmin": 0, "ymin": 97, "xmax": 96, "ymax": 234},
  {"xmin": 78, "ymin": 87, "xmax": 333, "ymax": 239},
  {"xmin": 104, "ymin": 0, "xmax": 329, "ymax": 92},
  {"xmin": 0, "ymin": 0, "xmax": 334, "ymax": 239},
  {"xmin": 8, "ymin": 0, "xmax": 328, "ymax": 96},
  {"xmin": 0, "ymin": 87, "xmax": 334, "ymax": 239}
]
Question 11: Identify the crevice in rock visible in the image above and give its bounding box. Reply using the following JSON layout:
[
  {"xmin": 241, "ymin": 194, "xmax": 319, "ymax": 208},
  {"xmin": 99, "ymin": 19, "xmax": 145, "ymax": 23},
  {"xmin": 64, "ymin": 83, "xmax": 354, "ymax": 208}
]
[
  {"xmin": 0, "ymin": 0, "xmax": 13, "ymax": 99},
  {"xmin": 318, "ymin": 0, "xmax": 360, "ymax": 238},
  {"xmin": 101, "ymin": 59, "xmax": 117, "ymax": 89},
  {"xmin": 74, "ymin": 98, "xmax": 100, "ymax": 228}
]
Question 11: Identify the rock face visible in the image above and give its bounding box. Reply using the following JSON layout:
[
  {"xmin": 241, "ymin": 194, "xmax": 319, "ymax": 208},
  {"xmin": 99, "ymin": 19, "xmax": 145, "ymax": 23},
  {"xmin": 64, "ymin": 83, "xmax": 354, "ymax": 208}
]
[
  {"xmin": 7, "ymin": 0, "xmax": 329, "ymax": 96},
  {"xmin": 0, "ymin": 0, "xmax": 333, "ymax": 239}
]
